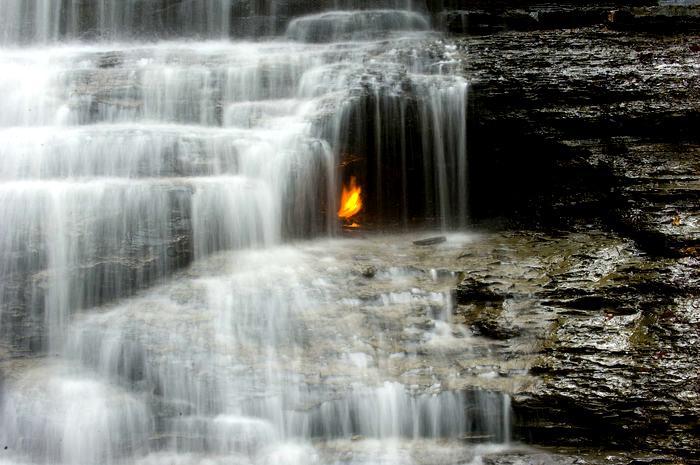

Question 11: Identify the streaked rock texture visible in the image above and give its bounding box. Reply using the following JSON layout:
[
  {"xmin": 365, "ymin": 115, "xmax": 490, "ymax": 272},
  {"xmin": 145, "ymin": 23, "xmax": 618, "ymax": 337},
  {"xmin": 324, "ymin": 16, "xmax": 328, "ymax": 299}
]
[{"xmin": 447, "ymin": 3, "xmax": 700, "ymax": 462}]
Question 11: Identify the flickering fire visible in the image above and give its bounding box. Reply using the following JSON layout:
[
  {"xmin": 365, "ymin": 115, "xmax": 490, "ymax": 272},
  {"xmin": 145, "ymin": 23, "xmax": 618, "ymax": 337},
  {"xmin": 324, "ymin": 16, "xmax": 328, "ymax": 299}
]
[{"xmin": 338, "ymin": 176, "xmax": 363, "ymax": 222}]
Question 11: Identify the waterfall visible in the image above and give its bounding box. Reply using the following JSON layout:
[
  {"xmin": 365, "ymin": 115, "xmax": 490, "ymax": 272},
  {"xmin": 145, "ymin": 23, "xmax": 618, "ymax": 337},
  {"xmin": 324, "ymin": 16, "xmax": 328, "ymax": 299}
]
[
  {"xmin": 0, "ymin": 2, "xmax": 508, "ymax": 464},
  {"xmin": 0, "ymin": 0, "xmax": 424, "ymax": 43},
  {"xmin": 0, "ymin": 0, "xmax": 236, "ymax": 42}
]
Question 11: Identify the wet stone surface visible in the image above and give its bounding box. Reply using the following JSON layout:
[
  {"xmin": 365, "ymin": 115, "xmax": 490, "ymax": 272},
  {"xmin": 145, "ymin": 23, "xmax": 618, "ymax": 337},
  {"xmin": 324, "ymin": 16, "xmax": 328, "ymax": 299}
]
[
  {"xmin": 1, "ymin": 226, "xmax": 696, "ymax": 463},
  {"xmin": 450, "ymin": 228, "xmax": 699, "ymax": 462},
  {"xmin": 440, "ymin": 11, "xmax": 699, "ymax": 461},
  {"xmin": 457, "ymin": 26, "xmax": 700, "ymax": 256}
]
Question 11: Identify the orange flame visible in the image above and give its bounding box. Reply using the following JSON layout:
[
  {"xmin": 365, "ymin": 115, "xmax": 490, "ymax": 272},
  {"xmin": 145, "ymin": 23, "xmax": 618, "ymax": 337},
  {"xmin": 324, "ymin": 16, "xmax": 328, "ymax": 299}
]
[{"xmin": 338, "ymin": 176, "xmax": 363, "ymax": 220}]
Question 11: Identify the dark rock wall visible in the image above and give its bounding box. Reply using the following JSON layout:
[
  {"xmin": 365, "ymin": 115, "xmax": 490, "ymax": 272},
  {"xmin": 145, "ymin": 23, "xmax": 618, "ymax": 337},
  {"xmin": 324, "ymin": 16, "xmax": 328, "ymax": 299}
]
[
  {"xmin": 449, "ymin": 2, "xmax": 700, "ymax": 462},
  {"xmin": 462, "ymin": 24, "xmax": 700, "ymax": 255}
]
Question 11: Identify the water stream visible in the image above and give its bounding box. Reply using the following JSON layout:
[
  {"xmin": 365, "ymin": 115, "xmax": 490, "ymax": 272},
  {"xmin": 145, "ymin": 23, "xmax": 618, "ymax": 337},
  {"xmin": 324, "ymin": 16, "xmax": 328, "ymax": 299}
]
[{"xmin": 0, "ymin": 2, "xmax": 508, "ymax": 464}]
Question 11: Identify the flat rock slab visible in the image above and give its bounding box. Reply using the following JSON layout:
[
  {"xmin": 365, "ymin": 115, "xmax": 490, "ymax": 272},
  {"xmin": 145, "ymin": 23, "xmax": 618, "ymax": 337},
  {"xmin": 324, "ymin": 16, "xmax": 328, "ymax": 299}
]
[
  {"xmin": 452, "ymin": 229, "xmax": 700, "ymax": 462},
  {"xmin": 413, "ymin": 236, "xmax": 448, "ymax": 246}
]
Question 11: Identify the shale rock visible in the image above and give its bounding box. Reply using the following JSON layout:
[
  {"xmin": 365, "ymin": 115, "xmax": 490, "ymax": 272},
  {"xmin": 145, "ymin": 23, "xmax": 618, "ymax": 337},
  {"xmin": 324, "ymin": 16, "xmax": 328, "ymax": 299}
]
[
  {"xmin": 608, "ymin": 5, "xmax": 700, "ymax": 33},
  {"xmin": 453, "ymin": 230, "xmax": 700, "ymax": 462},
  {"xmin": 457, "ymin": 304, "xmax": 522, "ymax": 340},
  {"xmin": 413, "ymin": 236, "xmax": 448, "ymax": 246},
  {"xmin": 459, "ymin": 26, "xmax": 700, "ymax": 256},
  {"xmin": 457, "ymin": 21, "xmax": 700, "ymax": 451},
  {"xmin": 455, "ymin": 278, "xmax": 506, "ymax": 303}
]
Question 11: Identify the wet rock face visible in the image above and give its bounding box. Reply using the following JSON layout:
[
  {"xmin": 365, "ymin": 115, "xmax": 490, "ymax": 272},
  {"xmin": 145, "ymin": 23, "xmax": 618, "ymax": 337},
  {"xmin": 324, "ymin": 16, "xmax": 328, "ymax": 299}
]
[
  {"xmin": 447, "ymin": 7, "xmax": 699, "ymax": 461},
  {"xmin": 433, "ymin": 3, "xmax": 700, "ymax": 34},
  {"xmin": 519, "ymin": 257, "xmax": 700, "ymax": 458},
  {"xmin": 456, "ymin": 277, "xmax": 506, "ymax": 304},
  {"xmin": 608, "ymin": 5, "xmax": 700, "ymax": 32},
  {"xmin": 459, "ymin": 25, "xmax": 700, "ymax": 255},
  {"xmin": 451, "ymin": 231, "xmax": 700, "ymax": 462}
]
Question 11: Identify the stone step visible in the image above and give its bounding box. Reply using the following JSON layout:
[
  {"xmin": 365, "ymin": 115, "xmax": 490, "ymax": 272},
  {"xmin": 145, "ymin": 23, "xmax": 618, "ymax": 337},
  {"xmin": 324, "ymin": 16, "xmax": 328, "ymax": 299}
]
[{"xmin": 436, "ymin": 3, "xmax": 700, "ymax": 34}]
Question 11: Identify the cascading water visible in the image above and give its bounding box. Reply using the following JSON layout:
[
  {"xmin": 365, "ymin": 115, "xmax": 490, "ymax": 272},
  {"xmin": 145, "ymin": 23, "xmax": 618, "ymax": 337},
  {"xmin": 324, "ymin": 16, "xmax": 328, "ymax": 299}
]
[{"xmin": 0, "ymin": 2, "xmax": 509, "ymax": 464}]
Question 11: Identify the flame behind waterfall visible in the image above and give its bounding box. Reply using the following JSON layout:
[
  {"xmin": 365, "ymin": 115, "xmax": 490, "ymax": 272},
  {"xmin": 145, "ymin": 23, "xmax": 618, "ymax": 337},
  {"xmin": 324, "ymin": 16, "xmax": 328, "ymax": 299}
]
[{"xmin": 338, "ymin": 176, "xmax": 363, "ymax": 223}]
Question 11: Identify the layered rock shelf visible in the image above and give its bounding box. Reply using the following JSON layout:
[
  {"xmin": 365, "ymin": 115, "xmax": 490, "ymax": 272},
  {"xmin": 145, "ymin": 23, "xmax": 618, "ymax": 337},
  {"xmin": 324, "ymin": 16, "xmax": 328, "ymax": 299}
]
[{"xmin": 443, "ymin": 2, "xmax": 700, "ymax": 462}]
